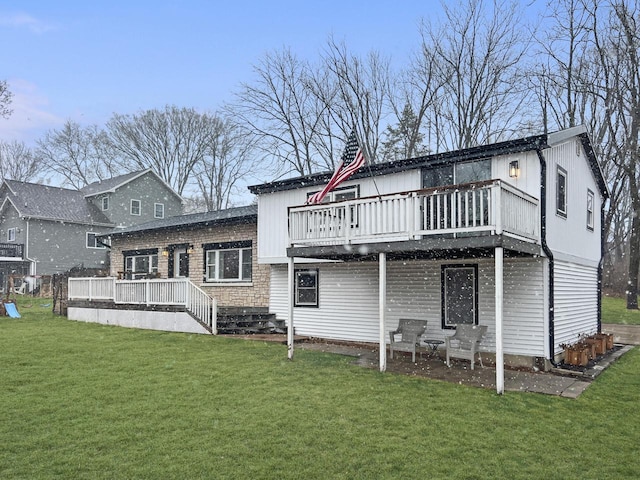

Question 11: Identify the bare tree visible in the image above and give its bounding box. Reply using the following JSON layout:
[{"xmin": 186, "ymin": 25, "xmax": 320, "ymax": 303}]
[
  {"xmin": 229, "ymin": 49, "xmax": 327, "ymax": 177},
  {"xmin": 420, "ymin": 0, "xmax": 531, "ymax": 151},
  {"xmin": 36, "ymin": 120, "xmax": 118, "ymax": 189},
  {"xmin": 315, "ymin": 37, "xmax": 391, "ymax": 164},
  {"xmin": 106, "ymin": 106, "xmax": 213, "ymax": 195},
  {"xmin": 0, "ymin": 140, "xmax": 41, "ymax": 181},
  {"xmin": 0, "ymin": 80, "xmax": 12, "ymax": 119},
  {"xmin": 192, "ymin": 116, "xmax": 257, "ymax": 211}
]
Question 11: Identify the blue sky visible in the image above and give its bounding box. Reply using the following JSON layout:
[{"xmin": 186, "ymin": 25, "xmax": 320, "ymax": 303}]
[{"xmin": 0, "ymin": 0, "xmax": 452, "ymax": 146}]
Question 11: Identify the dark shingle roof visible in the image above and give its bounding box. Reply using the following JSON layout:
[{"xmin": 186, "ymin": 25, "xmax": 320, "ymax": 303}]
[
  {"xmin": 80, "ymin": 169, "xmax": 151, "ymax": 197},
  {"xmin": 106, "ymin": 205, "xmax": 257, "ymax": 237},
  {"xmin": 3, "ymin": 180, "xmax": 114, "ymax": 225}
]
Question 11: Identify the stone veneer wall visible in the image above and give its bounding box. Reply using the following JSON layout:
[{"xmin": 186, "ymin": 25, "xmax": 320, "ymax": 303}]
[{"xmin": 109, "ymin": 221, "xmax": 269, "ymax": 308}]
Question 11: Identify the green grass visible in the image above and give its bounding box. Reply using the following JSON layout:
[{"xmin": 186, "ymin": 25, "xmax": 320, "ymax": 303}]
[
  {"xmin": 602, "ymin": 295, "xmax": 640, "ymax": 325},
  {"xmin": 1, "ymin": 299, "xmax": 639, "ymax": 479}
]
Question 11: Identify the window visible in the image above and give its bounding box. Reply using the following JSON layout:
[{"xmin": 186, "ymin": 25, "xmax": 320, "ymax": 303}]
[
  {"xmin": 205, "ymin": 241, "xmax": 252, "ymax": 282},
  {"xmin": 295, "ymin": 268, "xmax": 318, "ymax": 307},
  {"xmin": 307, "ymin": 185, "xmax": 359, "ymax": 204},
  {"xmin": 556, "ymin": 166, "xmax": 567, "ymax": 217},
  {"xmin": 422, "ymin": 159, "xmax": 491, "ymax": 188},
  {"xmin": 154, "ymin": 203, "xmax": 164, "ymax": 219},
  {"xmin": 101, "ymin": 196, "xmax": 109, "ymax": 211},
  {"xmin": 130, "ymin": 199, "xmax": 141, "ymax": 216},
  {"xmin": 7, "ymin": 227, "xmax": 16, "ymax": 242},
  {"xmin": 441, "ymin": 264, "xmax": 478, "ymax": 328},
  {"xmin": 587, "ymin": 189, "xmax": 595, "ymax": 231},
  {"xmin": 124, "ymin": 249, "xmax": 158, "ymax": 279},
  {"xmin": 86, "ymin": 232, "xmax": 106, "ymax": 249}
]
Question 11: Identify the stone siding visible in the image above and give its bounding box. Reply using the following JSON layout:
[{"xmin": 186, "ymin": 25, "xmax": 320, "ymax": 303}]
[{"xmin": 109, "ymin": 221, "xmax": 269, "ymax": 308}]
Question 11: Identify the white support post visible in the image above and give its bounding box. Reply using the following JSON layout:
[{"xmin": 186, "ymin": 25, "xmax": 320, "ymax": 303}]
[
  {"xmin": 287, "ymin": 256, "xmax": 295, "ymax": 360},
  {"xmin": 379, "ymin": 252, "xmax": 387, "ymax": 372},
  {"xmin": 495, "ymin": 246, "xmax": 504, "ymax": 395}
]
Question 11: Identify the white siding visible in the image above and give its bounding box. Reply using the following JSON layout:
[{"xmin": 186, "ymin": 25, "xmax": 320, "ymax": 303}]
[
  {"xmin": 544, "ymin": 139, "xmax": 602, "ymax": 264},
  {"xmin": 270, "ymin": 257, "xmax": 546, "ymax": 356},
  {"xmin": 257, "ymin": 170, "xmax": 422, "ymax": 264},
  {"xmin": 553, "ymin": 260, "xmax": 598, "ymax": 353},
  {"xmin": 492, "ymin": 150, "xmax": 541, "ymax": 199}
]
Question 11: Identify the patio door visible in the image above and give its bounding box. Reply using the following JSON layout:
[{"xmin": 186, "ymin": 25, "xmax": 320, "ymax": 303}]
[{"xmin": 173, "ymin": 247, "xmax": 189, "ymax": 278}]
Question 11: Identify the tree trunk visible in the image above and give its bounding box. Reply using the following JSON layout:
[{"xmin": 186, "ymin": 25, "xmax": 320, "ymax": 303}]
[{"xmin": 627, "ymin": 211, "xmax": 640, "ymax": 309}]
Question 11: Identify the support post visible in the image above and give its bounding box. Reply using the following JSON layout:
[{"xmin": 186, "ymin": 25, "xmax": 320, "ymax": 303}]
[
  {"xmin": 287, "ymin": 256, "xmax": 295, "ymax": 360},
  {"xmin": 379, "ymin": 252, "xmax": 387, "ymax": 372},
  {"xmin": 495, "ymin": 246, "xmax": 504, "ymax": 394}
]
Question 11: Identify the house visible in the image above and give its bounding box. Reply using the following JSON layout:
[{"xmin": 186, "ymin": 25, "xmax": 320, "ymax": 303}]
[
  {"xmin": 248, "ymin": 126, "xmax": 609, "ymax": 393},
  {"xmin": 67, "ymin": 205, "xmax": 277, "ymax": 335},
  {"xmin": 0, "ymin": 169, "xmax": 182, "ymax": 291}
]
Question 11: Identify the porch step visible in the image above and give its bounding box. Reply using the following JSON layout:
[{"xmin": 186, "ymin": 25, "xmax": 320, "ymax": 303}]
[{"xmin": 216, "ymin": 307, "xmax": 286, "ymax": 335}]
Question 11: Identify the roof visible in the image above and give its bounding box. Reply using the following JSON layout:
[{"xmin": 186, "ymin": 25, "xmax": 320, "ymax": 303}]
[
  {"xmin": 1, "ymin": 180, "xmax": 114, "ymax": 226},
  {"xmin": 248, "ymin": 127, "xmax": 608, "ymax": 199},
  {"xmin": 81, "ymin": 168, "xmax": 182, "ymax": 201},
  {"xmin": 105, "ymin": 204, "xmax": 258, "ymax": 237}
]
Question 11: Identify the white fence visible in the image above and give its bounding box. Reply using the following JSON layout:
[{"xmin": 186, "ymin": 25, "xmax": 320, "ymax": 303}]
[
  {"xmin": 68, "ymin": 277, "xmax": 217, "ymax": 333},
  {"xmin": 289, "ymin": 180, "xmax": 540, "ymax": 246}
]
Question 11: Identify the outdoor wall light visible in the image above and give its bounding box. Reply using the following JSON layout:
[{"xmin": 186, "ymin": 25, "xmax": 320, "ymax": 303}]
[
  {"xmin": 161, "ymin": 248, "xmax": 169, "ymax": 257},
  {"xmin": 509, "ymin": 160, "xmax": 520, "ymax": 178},
  {"xmin": 187, "ymin": 246, "xmax": 194, "ymax": 255}
]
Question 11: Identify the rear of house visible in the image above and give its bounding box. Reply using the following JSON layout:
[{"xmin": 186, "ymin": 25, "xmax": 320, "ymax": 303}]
[{"xmin": 249, "ymin": 126, "xmax": 608, "ymax": 371}]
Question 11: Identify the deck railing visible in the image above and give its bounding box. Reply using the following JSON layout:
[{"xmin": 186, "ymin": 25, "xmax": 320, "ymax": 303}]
[
  {"xmin": 289, "ymin": 179, "xmax": 539, "ymax": 246},
  {"xmin": 68, "ymin": 277, "xmax": 217, "ymax": 333},
  {"xmin": 0, "ymin": 242, "xmax": 24, "ymax": 259}
]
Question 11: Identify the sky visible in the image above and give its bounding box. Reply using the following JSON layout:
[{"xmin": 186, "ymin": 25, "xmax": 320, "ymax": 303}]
[{"xmin": 0, "ymin": 0, "xmax": 453, "ymax": 147}]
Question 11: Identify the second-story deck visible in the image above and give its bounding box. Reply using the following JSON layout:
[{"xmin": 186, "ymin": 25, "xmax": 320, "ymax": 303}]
[
  {"xmin": 0, "ymin": 243, "xmax": 24, "ymax": 260},
  {"xmin": 288, "ymin": 179, "xmax": 542, "ymax": 259}
]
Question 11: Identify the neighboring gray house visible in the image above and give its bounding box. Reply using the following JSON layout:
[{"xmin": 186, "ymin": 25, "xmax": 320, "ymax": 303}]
[{"xmin": 0, "ymin": 169, "xmax": 182, "ymax": 288}]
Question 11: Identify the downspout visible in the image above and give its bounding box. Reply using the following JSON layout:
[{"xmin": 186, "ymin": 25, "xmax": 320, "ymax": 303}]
[
  {"xmin": 597, "ymin": 202, "xmax": 606, "ymax": 333},
  {"xmin": 536, "ymin": 149, "xmax": 558, "ymax": 367},
  {"xmin": 25, "ymin": 219, "xmax": 37, "ymax": 275}
]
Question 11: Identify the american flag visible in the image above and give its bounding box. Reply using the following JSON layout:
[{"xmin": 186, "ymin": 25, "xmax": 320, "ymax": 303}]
[{"xmin": 307, "ymin": 131, "xmax": 365, "ymax": 204}]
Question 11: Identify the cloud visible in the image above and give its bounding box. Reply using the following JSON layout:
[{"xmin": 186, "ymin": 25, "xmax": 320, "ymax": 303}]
[
  {"xmin": 0, "ymin": 12, "xmax": 56, "ymax": 34},
  {"xmin": 0, "ymin": 79, "xmax": 64, "ymax": 145}
]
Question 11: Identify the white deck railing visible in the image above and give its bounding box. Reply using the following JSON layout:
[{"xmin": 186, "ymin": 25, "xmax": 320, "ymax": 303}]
[
  {"xmin": 68, "ymin": 277, "xmax": 217, "ymax": 334},
  {"xmin": 289, "ymin": 179, "xmax": 539, "ymax": 246}
]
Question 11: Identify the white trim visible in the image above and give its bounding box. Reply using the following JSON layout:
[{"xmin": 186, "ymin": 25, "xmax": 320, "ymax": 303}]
[
  {"xmin": 86, "ymin": 232, "xmax": 106, "ymax": 249},
  {"xmin": 7, "ymin": 227, "xmax": 16, "ymax": 242},
  {"xmin": 130, "ymin": 199, "xmax": 141, "ymax": 216},
  {"xmin": 154, "ymin": 202, "xmax": 165, "ymax": 219}
]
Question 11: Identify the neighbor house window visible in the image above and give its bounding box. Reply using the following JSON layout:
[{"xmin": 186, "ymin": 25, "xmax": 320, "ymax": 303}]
[
  {"xmin": 441, "ymin": 264, "xmax": 478, "ymax": 328},
  {"xmin": 154, "ymin": 203, "xmax": 164, "ymax": 219},
  {"xmin": 295, "ymin": 268, "xmax": 319, "ymax": 307},
  {"xmin": 130, "ymin": 199, "xmax": 141, "ymax": 216},
  {"xmin": 587, "ymin": 189, "xmax": 595, "ymax": 231},
  {"xmin": 556, "ymin": 166, "xmax": 567, "ymax": 218},
  {"xmin": 101, "ymin": 196, "xmax": 109, "ymax": 211},
  {"xmin": 123, "ymin": 249, "xmax": 158, "ymax": 280},
  {"xmin": 204, "ymin": 241, "xmax": 252, "ymax": 282},
  {"xmin": 86, "ymin": 232, "xmax": 106, "ymax": 249},
  {"xmin": 7, "ymin": 227, "xmax": 16, "ymax": 242}
]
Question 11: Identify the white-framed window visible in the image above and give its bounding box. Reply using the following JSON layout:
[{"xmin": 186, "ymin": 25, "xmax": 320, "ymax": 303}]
[
  {"xmin": 556, "ymin": 166, "xmax": 567, "ymax": 218},
  {"xmin": 86, "ymin": 232, "xmax": 106, "ymax": 249},
  {"xmin": 587, "ymin": 189, "xmax": 595, "ymax": 231},
  {"xmin": 130, "ymin": 199, "xmax": 141, "ymax": 216},
  {"xmin": 307, "ymin": 185, "xmax": 359, "ymax": 204},
  {"xmin": 154, "ymin": 203, "xmax": 165, "ymax": 219},
  {"xmin": 205, "ymin": 241, "xmax": 252, "ymax": 282},
  {"xmin": 294, "ymin": 268, "xmax": 319, "ymax": 307},
  {"xmin": 101, "ymin": 196, "xmax": 109, "ymax": 211},
  {"xmin": 124, "ymin": 249, "xmax": 158, "ymax": 280},
  {"xmin": 441, "ymin": 264, "xmax": 478, "ymax": 328},
  {"xmin": 7, "ymin": 227, "xmax": 16, "ymax": 242}
]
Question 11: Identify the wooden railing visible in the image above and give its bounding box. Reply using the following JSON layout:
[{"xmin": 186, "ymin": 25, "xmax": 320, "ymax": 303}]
[
  {"xmin": 289, "ymin": 180, "xmax": 539, "ymax": 246},
  {"xmin": 68, "ymin": 277, "xmax": 217, "ymax": 334}
]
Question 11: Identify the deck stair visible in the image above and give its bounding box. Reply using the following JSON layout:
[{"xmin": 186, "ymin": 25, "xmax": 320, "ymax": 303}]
[{"xmin": 216, "ymin": 307, "xmax": 286, "ymax": 335}]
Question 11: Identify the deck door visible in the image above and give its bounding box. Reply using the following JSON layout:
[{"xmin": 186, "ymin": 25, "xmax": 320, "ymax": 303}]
[{"xmin": 442, "ymin": 264, "xmax": 478, "ymax": 328}]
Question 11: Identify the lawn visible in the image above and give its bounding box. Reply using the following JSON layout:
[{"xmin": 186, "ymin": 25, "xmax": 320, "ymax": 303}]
[
  {"xmin": 602, "ymin": 295, "xmax": 640, "ymax": 325},
  {"xmin": 1, "ymin": 299, "xmax": 639, "ymax": 479}
]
